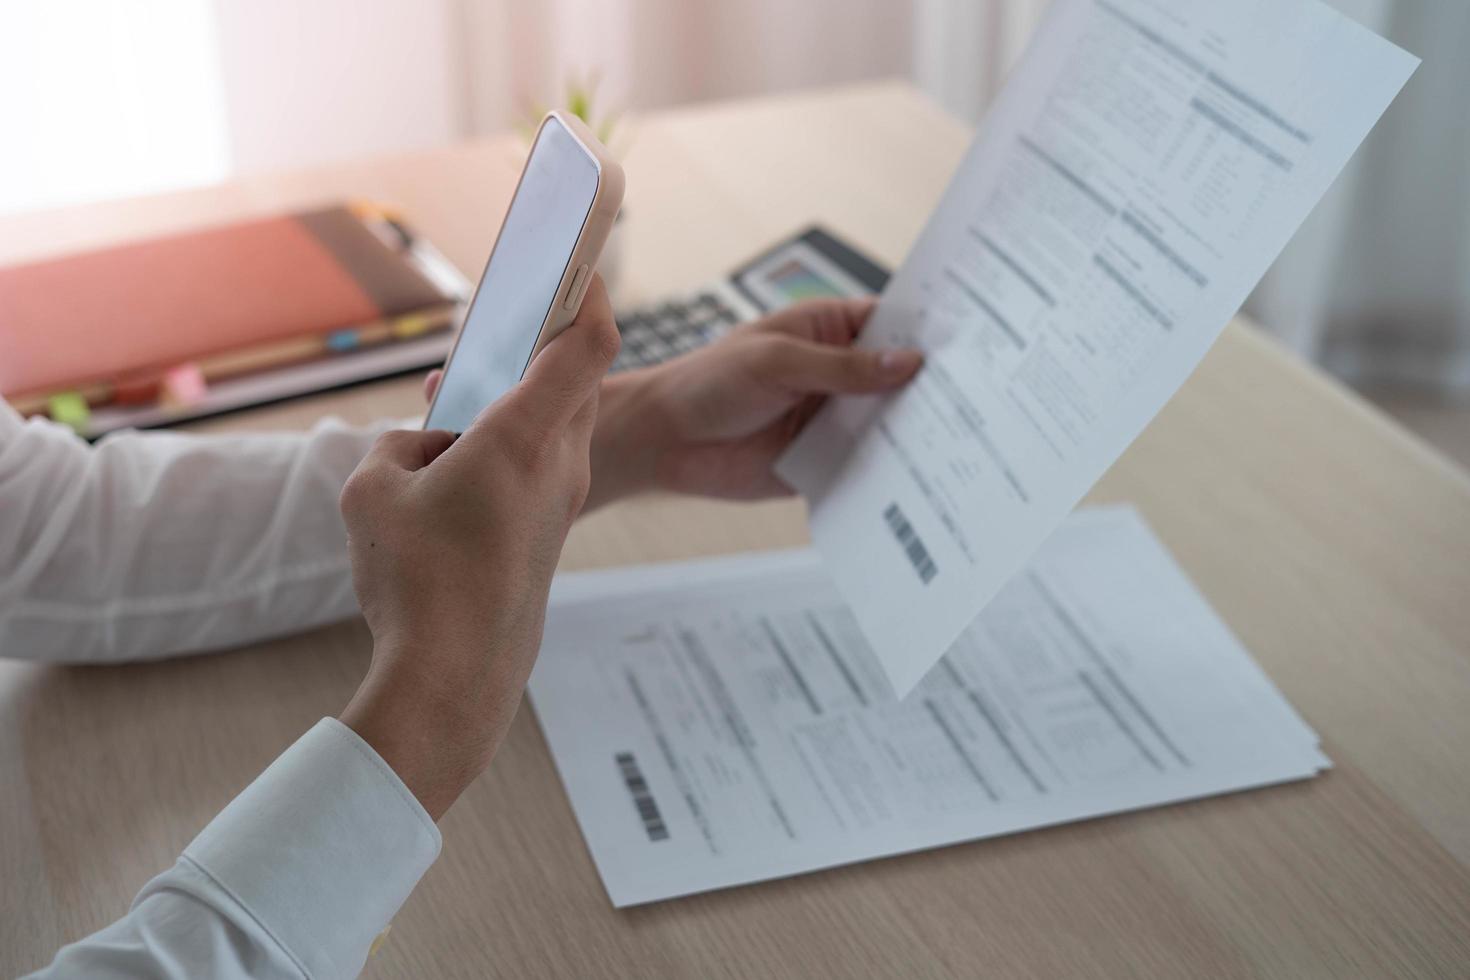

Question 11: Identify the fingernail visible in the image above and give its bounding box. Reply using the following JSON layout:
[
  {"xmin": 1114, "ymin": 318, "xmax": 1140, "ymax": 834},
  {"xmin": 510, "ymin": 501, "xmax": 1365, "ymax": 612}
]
[{"xmin": 880, "ymin": 349, "xmax": 923, "ymax": 376}]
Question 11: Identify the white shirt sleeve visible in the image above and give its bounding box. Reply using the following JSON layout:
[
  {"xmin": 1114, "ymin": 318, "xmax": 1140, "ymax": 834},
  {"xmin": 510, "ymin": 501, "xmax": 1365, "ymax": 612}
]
[
  {"xmin": 23, "ymin": 718, "xmax": 443, "ymax": 980},
  {"xmin": 0, "ymin": 399, "xmax": 399, "ymax": 663},
  {"xmin": 1, "ymin": 401, "xmax": 441, "ymax": 978}
]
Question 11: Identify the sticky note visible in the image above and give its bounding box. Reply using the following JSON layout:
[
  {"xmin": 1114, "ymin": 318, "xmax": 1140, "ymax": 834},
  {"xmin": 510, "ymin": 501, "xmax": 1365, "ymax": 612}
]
[
  {"xmin": 161, "ymin": 363, "xmax": 208, "ymax": 406},
  {"xmin": 326, "ymin": 329, "xmax": 361, "ymax": 352},
  {"xmin": 391, "ymin": 313, "xmax": 434, "ymax": 339},
  {"xmin": 349, "ymin": 199, "xmax": 403, "ymax": 223},
  {"xmin": 47, "ymin": 391, "xmax": 90, "ymax": 431}
]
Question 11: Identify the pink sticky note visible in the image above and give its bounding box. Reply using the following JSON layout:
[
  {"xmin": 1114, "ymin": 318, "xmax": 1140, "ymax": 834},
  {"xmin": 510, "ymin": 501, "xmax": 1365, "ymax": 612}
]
[{"xmin": 161, "ymin": 363, "xmax": 208, "ymax": 406}]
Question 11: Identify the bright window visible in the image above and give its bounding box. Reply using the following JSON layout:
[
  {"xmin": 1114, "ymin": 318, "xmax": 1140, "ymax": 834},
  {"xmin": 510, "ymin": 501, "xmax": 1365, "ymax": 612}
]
[{"xmin": 0, "ymin": 0, "xmax": 230, "ymax": 215}]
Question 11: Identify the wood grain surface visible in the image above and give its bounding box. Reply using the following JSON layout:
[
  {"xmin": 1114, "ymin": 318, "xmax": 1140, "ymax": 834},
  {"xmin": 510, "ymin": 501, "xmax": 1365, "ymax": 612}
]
[{"xmin": 3, "ymin": 83, "xmax": 1468, "ymax": 978}]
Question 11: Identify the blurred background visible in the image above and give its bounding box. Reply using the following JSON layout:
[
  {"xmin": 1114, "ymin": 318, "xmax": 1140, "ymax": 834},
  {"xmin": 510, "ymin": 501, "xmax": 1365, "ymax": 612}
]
[{"xmin": 1, "ymin": 0, "xmax": 1465, "ymax": 465}]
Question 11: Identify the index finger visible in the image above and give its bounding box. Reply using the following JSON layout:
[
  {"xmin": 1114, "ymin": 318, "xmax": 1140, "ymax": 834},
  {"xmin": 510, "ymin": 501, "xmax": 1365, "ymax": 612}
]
[
  {"xmin": 754, "ymin": 297, "xmax": 877, "ymax": 346},
  {"xmin": 359, "ymin": 427, "xmax": 457, "ymax": 476}
]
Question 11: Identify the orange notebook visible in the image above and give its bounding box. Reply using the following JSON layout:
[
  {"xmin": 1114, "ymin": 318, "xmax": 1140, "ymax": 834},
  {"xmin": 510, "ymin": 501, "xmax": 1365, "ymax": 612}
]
[{"xmin": 0, "ymin": 205, "xmax": 455, "ymax": 411}]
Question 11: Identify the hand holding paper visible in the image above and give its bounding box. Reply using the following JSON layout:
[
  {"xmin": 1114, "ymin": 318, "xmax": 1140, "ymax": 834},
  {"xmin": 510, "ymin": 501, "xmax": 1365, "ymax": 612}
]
[{"xmin": 776, "ymin": 0, "xmax": 1418, "ymax": 696}]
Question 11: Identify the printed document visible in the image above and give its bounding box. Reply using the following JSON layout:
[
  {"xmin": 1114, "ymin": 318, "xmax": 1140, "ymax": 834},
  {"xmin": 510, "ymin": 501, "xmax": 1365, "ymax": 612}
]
[
  {"xmin": 529, "ymin": 508, "xmax": 1327, "ymax": 907},
  {"xmin": 775, "ymin": 0, "xmax": 1418, "ymax": 695}
]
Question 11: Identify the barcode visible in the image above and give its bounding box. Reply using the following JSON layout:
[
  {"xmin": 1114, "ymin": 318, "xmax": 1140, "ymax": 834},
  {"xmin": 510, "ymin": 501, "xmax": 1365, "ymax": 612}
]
[
  {"xmin": 615, "ymin": 752, "xmax": 669, "ymax": 841},
  {"xmin": 884, "ymin": 502, "xmax": 937, "ymax": 584}
]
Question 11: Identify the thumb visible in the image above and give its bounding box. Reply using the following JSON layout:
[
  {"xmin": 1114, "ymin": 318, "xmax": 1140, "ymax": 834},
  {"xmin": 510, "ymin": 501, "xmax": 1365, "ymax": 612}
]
[{"xmin": 507, "ymin": 273, "xmax": 621, "ymax": 430}]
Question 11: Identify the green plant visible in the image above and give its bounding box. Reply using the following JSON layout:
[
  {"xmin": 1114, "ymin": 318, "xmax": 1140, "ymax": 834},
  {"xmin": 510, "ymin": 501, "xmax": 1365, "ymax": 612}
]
[{"xmin": 520, "ymin": 73, "xmax": 620, "ymax": 147}]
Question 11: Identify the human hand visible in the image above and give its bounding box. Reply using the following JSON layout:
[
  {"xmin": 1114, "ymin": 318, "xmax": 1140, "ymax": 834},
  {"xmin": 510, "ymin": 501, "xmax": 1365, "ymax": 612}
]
[
  {"xmin": 340, "ymin": 276, "xmax": 619, "ymax": 820},
  {"xmin": 586, "ymin": 298, "xmax": 921, "ymax": 504}
]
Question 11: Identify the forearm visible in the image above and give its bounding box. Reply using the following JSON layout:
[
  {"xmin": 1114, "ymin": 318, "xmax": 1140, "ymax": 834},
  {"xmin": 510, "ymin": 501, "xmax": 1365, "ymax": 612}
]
[
  {"xmin": 585, "ymin": 368, "xmax": 675, "ymax": 511},
  {"xmin": 339, "ymin": 637, "xmax": 517, "ymax": 821}
]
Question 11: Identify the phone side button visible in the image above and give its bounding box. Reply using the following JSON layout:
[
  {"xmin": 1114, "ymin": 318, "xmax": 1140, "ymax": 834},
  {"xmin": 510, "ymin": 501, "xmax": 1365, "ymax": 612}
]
[{"xmin": 563, "ymin": 263, "xmax": 590, "ymax": 311}]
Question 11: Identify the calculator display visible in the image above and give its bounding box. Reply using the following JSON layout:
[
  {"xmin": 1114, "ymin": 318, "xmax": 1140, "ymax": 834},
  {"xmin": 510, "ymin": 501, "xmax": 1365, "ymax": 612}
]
[
  {"xmin": 736, "ymin": 238, "xmax": 876, "ymax": 312},
  {"xmin": 763, "ymin": 258, "xmax": 847, "ymax": 302}
]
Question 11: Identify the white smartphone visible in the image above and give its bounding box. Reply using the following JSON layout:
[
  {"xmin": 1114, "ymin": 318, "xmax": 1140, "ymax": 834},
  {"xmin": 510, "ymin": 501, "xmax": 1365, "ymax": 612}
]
[{"xmin": 425, "ymin": 111, "xmax": 625, "ymax": 432}]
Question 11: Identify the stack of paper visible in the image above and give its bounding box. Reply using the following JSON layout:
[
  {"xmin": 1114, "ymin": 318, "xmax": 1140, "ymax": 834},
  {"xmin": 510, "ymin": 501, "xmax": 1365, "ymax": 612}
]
[{"xmin": 529, "ymin": 508, "xmax": 1328, "ymax": 907}]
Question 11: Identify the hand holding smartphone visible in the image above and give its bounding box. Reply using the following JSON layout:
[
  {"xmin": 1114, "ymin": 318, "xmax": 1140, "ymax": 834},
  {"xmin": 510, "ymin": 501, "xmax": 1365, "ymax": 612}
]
[{"xmin": 426, "ymin": 112, "xmax": 625, "ymax": 433}]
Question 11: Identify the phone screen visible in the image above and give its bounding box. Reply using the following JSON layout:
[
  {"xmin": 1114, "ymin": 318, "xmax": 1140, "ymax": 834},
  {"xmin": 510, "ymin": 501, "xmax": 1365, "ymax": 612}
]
[{"xmin": 426, "ymin": 118, "xmax": 600, "ymax": 432}]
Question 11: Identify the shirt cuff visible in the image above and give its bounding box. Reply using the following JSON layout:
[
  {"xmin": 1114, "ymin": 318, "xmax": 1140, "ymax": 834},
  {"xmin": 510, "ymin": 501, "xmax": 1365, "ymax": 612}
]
[{"xmin": 181, "ymin": 718, "xmax": 442, "ymax": 979}]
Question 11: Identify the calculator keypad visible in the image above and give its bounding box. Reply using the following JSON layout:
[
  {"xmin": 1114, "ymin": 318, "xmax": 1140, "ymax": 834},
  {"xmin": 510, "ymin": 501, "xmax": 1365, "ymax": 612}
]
[{"xmin": 612, "ymin": 291, "xmax": 743, "ymax": 372}]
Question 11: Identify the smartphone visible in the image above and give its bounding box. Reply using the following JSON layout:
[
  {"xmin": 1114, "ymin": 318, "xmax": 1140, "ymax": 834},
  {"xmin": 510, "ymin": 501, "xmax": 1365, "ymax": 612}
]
[{"xmin": 425, "ymin": 111, "xmax": 625, "ymax": 432}]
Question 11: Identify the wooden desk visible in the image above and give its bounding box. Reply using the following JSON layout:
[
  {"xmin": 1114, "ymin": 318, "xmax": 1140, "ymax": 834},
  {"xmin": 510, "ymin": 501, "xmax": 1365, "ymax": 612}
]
[{"xmin": 4, "ymin": 82, "xmax": 1469, "ymax": 978}]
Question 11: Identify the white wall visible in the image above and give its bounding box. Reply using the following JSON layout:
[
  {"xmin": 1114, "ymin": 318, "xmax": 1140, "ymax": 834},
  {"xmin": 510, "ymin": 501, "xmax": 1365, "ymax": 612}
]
[
  {"xmin": 913, "ymin": 0, "xmax": 1050, "ymax": 123},
  {"xmin": 451, "ymin": 0, "xmax": 913, "ymax": 144},
  {"xmin": 209, "ymin": 0, "xmax": 463, "ymax": 173},
  {"xmin": 0, "ymin": 0, "xmax": 921, "ymax": 215}
]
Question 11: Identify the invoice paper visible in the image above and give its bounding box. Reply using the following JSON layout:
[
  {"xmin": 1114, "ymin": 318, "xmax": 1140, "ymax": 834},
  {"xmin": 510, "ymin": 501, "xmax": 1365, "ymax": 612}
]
[
  {"xmin": 775, "ymin": 0, "xmax": 1418, "ymax": 695},
  {"xmin": 529, "ymin": 508, "xmax": 1327, "ymax": 907}
]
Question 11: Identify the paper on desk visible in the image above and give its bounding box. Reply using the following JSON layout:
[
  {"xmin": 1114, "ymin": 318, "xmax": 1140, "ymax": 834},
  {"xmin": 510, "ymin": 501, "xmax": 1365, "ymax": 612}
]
[
  {"xmin": 528, "ymin": 508, "xmax": 1328, "ymax": 908},
  {"xmin": 774, "ymin": 0, "xmax": 1418, "ymax": 696}
]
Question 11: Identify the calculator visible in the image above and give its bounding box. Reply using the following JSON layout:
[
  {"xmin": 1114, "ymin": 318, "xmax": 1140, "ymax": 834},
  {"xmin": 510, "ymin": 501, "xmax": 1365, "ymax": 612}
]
[{"xmin": 611, "ymin": 226, "xmax": 890, "ymax": 372}]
